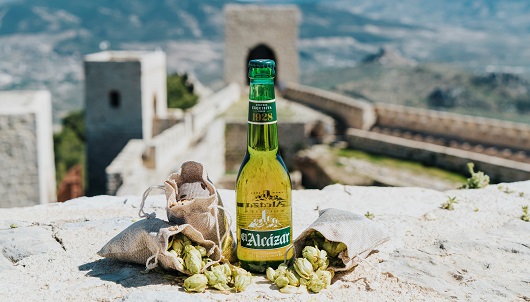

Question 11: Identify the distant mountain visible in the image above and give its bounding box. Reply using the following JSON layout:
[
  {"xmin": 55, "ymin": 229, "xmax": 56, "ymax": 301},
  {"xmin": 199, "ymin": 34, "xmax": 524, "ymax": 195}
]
[
  {"xmin": 305, "ymin": 61, "xmax": 530, "ymax": 124},
  {"xmin": 1, "ymin": 0, "xmax": 529, "ymax": 123},
  {"xmin": 2, "ymin": 0, "xmax": 529, "ymax": 57}
]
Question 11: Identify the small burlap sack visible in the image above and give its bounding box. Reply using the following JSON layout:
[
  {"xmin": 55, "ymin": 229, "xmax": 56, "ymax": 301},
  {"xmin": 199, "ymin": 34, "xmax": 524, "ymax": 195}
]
[
  {"xmin": 293, "ymin": 208, "xmax": 390, "ymax": 272},
  {"xmin": 163, "ymin": 161, "xmax": 235, "ymax": 262},
  {"xmin": 97, "ymin": 218, "xmax": 170, "ymax": 265},
  {"xmin": 145, "ymin": 224, "xmax": 222, "ymax": 274},
  {"xmin": 98, "ymin": 161, "xmax": 234, "ymax": 268}
]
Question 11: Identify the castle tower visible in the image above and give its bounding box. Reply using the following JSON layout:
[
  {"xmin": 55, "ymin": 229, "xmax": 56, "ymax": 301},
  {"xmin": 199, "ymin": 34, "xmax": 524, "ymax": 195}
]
[
  {"xmin": 224, "ymin": 5, "xmax": 300, "ymax": 87},
  {"xmin": 84, "ymin": 51, "xmax": 167, "ymax": 196},
  {"xmin": 0, "ymin": 90, "xmax": 56, "ymax": 207}
]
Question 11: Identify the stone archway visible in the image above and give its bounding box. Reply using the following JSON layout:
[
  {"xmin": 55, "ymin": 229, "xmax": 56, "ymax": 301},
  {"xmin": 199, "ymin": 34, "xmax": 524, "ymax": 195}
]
[
  {"xmin": 246, "ymin": 44, "xmax": 277, "ymax": 85},
  {"xmin": 224, "ymin": 5, "xmax": 300, "ymax": 87}
]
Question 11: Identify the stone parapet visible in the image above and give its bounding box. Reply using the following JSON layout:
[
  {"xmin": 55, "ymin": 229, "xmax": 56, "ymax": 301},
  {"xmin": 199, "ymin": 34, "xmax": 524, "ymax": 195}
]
[
  {"xmin": 346, "ymin": 128, "xmax": 530, "ymax": 183},
  {"xmin": 375, "ymin": 103, "xmax": 530, "ymax": 152},
  {"xmin": 1, "ymin": 183, "xmax": 529, "ymax": 301},
  {"xmin": 283, "ymin": 82, "xmax": 377, "ymax": 131},
  {"xmin": 105, "ymin": 139, "xmax": 147, "ymax": 196}
]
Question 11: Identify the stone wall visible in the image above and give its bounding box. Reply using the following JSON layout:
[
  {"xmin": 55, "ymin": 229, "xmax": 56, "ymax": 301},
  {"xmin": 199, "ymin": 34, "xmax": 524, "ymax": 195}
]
[
  {"xmin": 0, "ymin": 90, "xmax": 56, "ymax": 207},
  {"xmin": 282, "ymin": 84, "xmax": 530, "ymax": 182},
  {"xmin": 283, "ymin": 83, "xmax": 377, "ymax": 132},
  {"xmin": 375, "ymin": 103, "xmax": 530, "ymax": 152},
  {"xmin": 224, "ymin": 5, "xmax": 299, "ymax": 87},
  {"xmin": 346, "ymin": 128, "xmax": 530, "ymax": 183}
]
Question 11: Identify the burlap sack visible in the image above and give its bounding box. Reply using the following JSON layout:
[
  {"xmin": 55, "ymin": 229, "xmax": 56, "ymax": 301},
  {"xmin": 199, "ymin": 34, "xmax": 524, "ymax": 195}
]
[
  {"xmin": 98, "ymin": 161, "xmax": 234, "ymax": 268},
  {"xmin": 293, "ymin": 208, "xmax": 390, "ymax": 272},
  {"xmin": 97, "ymin": 218, "xmax": 170, "ymax": 265},
  {"xmin": 164, "ymin": 161, "xmax": 235, "ymax": 262},
  {"xmin": 145, "ymin": 224, "xmax": 222, "ymax": 274}
]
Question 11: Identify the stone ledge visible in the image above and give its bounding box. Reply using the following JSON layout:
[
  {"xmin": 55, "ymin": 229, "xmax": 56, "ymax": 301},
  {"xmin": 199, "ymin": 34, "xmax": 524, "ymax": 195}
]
[{"xmin": 1, "ymin": 183, "xmax": 529, "ymax": 301}]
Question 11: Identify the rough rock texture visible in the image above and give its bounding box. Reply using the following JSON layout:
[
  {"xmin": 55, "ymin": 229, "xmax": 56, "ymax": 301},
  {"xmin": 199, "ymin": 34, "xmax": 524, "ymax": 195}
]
[{"xmin": 1, "ymin": 183, "xmax": 529, "ymax": 301}]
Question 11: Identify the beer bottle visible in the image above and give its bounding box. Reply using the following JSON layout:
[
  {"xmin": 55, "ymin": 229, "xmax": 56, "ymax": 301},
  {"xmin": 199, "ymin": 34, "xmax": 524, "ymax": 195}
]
[{"xmin": 235, "ymin": 59, "xmax": 293, "ymax": 273}]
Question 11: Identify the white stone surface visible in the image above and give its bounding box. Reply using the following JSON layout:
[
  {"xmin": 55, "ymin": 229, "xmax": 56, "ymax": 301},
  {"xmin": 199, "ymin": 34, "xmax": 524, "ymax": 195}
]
[
  {"xmin": 0, "ymin": 90, "xmax": 56, "ymax": 207},
  {"xmin": 0, "ymin": 183, "xmax": 529, "ymax": 301}
]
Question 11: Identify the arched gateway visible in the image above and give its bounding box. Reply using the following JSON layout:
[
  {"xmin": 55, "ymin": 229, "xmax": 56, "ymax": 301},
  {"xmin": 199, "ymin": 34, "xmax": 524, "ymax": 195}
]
[
  {"xmin": 246, "ymin": 44, "xmax": 277, "ymax": 84},
  {"xmin": 224, "ymin": 5, "xmax": 299, "ymax": 87}
]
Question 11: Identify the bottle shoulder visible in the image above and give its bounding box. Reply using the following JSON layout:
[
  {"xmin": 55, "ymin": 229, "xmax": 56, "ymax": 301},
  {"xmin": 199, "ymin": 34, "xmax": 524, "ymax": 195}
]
[{"xmin": 236, "ymin": 152, "xmax": 291, "ymax": 182}]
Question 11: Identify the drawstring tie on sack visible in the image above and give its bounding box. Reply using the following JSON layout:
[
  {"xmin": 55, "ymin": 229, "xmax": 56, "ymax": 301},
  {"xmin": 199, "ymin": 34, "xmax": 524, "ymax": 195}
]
[
  {"xmin": 139, "ymin": 185, "xmax": 165, "ymax": 219},
  {"xmin": 208, "ymin": 203, "xmax": 233, "ymax": 260}
]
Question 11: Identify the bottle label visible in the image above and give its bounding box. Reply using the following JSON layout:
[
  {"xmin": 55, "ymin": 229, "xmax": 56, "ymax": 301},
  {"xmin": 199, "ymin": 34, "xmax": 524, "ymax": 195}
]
[
  {"xmin": 240, "ymin": 226, "xmax": 290, "ymax": 250},
  {"xmin": 237, "ymin": 188, "xmax": 292, "ymax": 253},
  {"xmin": 248, "ymin": 99, "xmax": 277, "ymax": 124}
]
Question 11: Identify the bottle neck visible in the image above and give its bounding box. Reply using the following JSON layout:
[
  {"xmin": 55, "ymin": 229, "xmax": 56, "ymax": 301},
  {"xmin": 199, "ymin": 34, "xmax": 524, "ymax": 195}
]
[{"xmin": 247, "ymin": 78, "xmax": 278, "ymax": 153}]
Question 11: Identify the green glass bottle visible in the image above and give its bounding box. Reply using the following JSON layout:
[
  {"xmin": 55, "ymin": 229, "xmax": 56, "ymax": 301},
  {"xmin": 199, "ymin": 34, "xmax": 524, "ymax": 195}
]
[{"xmin": 235, "ymin": 59, "xmax": 293, "ymax": 273}]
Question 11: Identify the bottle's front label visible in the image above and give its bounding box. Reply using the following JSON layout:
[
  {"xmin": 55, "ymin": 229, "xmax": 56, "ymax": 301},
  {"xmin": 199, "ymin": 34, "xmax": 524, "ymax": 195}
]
[
  {"xmin": 248, "ymin": 99, "xmax": 277, "ymax": 124},
  {"xmin": 237, "ymin": 188, "xmax": 292, "ymax": 256}
]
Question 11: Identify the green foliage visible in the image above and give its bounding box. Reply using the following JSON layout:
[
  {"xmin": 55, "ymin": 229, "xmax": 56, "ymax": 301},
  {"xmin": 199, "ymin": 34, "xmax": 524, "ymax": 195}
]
[
  {"xmin": 364, "ymin": 211, "xmax": 375, "ymax": 220},
  {"xmin": 522, "ymin": 206, "xmax": 529, "ymax": 222},
  {"xmin": 53, "ymin": 111, "xmax": 85, "ymax": 187},
  {"xmin": 167, "ymin": 73, "xmax": 198, "ymax": 110},
  {"xmin": 441, "ymin": 196, "xmax": 458, "ymax": 211},
  {"xmin": 459, "ymin": 163, "xmax": 490, "ymax": 189},
  {"xmin": 497, "ymin": 185, "xmax": 516, "ymax": 194}
]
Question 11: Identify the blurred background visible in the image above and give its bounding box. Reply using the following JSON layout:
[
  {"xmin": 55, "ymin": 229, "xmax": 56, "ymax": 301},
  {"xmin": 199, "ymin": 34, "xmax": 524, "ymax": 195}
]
[{"xmin": 1, "ymin": 0, "xmax": 530, "ymax": 207}]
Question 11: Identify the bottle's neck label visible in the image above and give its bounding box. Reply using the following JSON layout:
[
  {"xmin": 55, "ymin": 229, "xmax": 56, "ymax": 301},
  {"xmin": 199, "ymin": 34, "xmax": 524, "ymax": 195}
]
[{"xmin": 248, "ymin": 99, "xmax": 277, "ymax": 125}]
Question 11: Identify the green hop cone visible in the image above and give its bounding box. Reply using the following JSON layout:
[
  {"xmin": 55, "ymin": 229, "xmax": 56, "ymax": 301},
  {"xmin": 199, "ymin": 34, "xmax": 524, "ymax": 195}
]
[
  {"xmin": 266, "ymin": 267, "xmax": 278, "ymax": 282},
  {"xmin": 234, "ymin": 272, "xmax": 252, "ymax": 292},
  {"xmin": 182, "ymin": 235, "xmax": 192, "ymax": 245},
  {"xmin": 322, "ymin": 239, "xmax": 347, "ymax": 258},
  {"xmin": 285, "ymin": 269, "xmax": 299, "ymax": 286},
  {"xmin": 299, "ymin": 276, "xmax": 308, "ymax": 286},
  {"xmin": 195, "ymin": 245, "xmax": 207, "ymax": 257},
  {"xmin": 275, "ymin": 275, "xmax": 290, "ymax": 288},
  {"xmin": 316, "ymin": 270, "xmax": 333, "ymax": 289},
  {"xmin": 183, "ymin": 245, "xmax": 203, "ymax": 274},
  {"xmin": 183, "ymin": 274, "xmax": 208, "ymax": 293},
  {"xmin": 205, "ymin": 266, "xmax": 230, "ymax": 291},
  {"xmin": 302, "ymin": 246, "xmax": 320, "ymax": 270},
  {"xmin": 230, "ymin": 265, "xmax": 249, "ymax": 279},
  {"xmin": 276, "ymin": 263, "xmax": 288, "ymax": 276},
  {"xmin": 169, "ymin": 249, "xmax": 179, "ymax": 259},
  {"xmin": 293, "ymin": 258, "xmax": 314, "ymax": 280},
  {"xmin": 317, "ymin": 249, "xmax": 329, "ymax": 270},
  {"xmin": 307, "ymin": 272, "xmax": 326, "ymax": 293},
  {"xmin": 279, "ymin": 285, "xmax": 301, "ymax": 294},
  {"xmin": 218, "ymin": 263, "xmax": 232, "ymax": 279},
  {"xmin": 171, "ymin": 236, "xmax": 186, "ymax": 256}
]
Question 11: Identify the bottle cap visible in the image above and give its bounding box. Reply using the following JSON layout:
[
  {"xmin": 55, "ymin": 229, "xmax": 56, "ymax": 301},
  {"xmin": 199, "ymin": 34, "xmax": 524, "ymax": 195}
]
[{"xmin": 248, "ymin": 59, "xmax": 275, "ymax": 78}]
